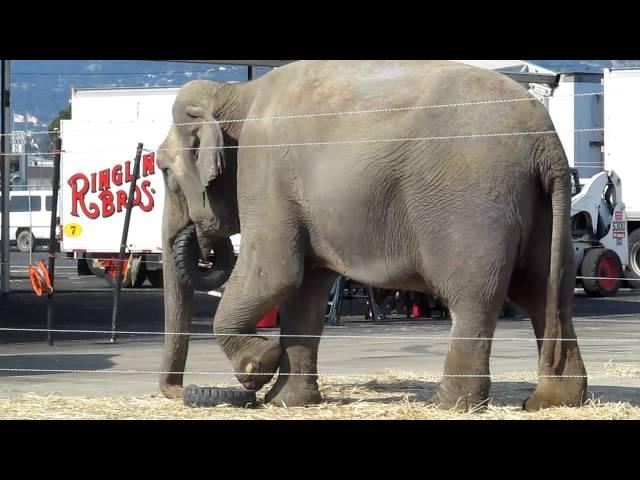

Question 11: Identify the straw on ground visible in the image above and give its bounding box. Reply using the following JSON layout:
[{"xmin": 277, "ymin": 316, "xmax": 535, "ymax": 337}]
[{"xmin": 2, "ymin": 367, "xmax": 639, "ymax": 420}]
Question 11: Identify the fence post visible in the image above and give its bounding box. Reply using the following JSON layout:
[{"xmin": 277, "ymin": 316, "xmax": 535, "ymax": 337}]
[
  {"xmin": 46, "ymin": 137, "xmax": 62, "ymax": 346},
  {"xmin": 110, "ymin": 143, "xmax": 143, "ymax": 343},
  {"xmin": 1, "ymin": 60, "xmax": 10, "ymax": 297}
]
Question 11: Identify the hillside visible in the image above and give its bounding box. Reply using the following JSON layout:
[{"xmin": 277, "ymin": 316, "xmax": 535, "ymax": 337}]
[
  {"xmin": 9, "ymin": 61, "xmax": 252, "ymax": 129},
  {"xmin": 8, "ymin": 60, "xmax": 640, "ymax": 132}
]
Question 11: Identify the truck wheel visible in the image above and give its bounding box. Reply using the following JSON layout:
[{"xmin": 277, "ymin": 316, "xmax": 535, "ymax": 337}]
[
  {"xmin": 581, "ymin": 248, "xmax": 623, "ymax": 297},
  {"xmin": 624, "ymin": 229, "xmax": 640, "ymax": 289},
  {"xmin": 87, "ymin": 257, "xmax": 106, "ymax": 277},
  {"xmin": 77, "ymin": 258, "xmax": 93, "ymax": 276},
  {"xmin": 16, "ymin": 230, "xmax": 34, "ymax": 253},
  {"xmin": 146, "ymin": 269, "xmax": 163, "ymax": 288},
  {"xmin": 172, "ymin": 224, "xmax": 235, "ymax": 292}
]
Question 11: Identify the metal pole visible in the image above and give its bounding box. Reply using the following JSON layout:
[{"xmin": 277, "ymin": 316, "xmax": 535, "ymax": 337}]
[
  {"xmin": 326, "ymin": 275, "xmax": 346, "ymax": 326},
  {"xmin": 248, "ymin": 66, "xmax": 257, "ymax": 81},
  {"xmin": 365, "ymin": 286, "xmax": 385, "ymax": 323},
  {"xmin": 111, "ymin": 143, "xmax": 143, "ymax": 343},
  {"xmin": 1, "ymin": 60, "xmax": 10, "ymax": 297},
  {"xmin": 46, "ymin": 137, "xmax": 61, "ymax": 346}
]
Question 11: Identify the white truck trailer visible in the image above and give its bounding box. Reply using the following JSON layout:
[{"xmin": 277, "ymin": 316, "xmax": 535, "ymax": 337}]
[
  {"xmin": 603, "ymin": 68, "xmax": 640, "ymax": 288},
  {"xmin": 60, "ymin": 86, "xmax": 240, "ymax": 287}
]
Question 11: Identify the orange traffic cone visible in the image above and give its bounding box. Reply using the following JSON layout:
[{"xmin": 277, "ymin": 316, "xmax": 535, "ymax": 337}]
[{"xmin": 257, "ymin": 306, "xmax": 279, "ymax": 328}]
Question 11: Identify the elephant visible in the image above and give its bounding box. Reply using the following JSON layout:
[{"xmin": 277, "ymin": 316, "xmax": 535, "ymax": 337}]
[{"xmin": 156, "ymin": 60, "xmax": 588, "ymax": 411}]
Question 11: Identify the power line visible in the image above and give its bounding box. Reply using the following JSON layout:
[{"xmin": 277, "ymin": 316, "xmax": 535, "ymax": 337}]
[{"xmin": 11, "ymin": 69, "xmax": 250, "ymax": 77}]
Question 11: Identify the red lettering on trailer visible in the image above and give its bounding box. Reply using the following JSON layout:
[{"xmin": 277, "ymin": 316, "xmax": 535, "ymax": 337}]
[
  {"xmin": 116, "ymin": 190, "xmax": 128, "ymax": 212},
  {"xmin": 124, "ymin": 161, "xmax": 133, "ymax": 183},
  {"xmin": 112, "ymin": 164, "xmax": 123, "ymax": 186},
  {"xmin": 66, "ymin": 153, "xmax": 158, "ymax": 220},
  {"xmin": 142, "ymin": 153, "xmax": 156, "ymax": 177},
  {"xmin": 90, "ymin": 172, "xmax": 97, "ymax": 193}
]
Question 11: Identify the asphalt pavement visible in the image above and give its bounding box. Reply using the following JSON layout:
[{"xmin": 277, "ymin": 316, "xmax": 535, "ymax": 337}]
[{"xmin": 1, "ymin": 269, "xmax": 639, "ymax": 406}]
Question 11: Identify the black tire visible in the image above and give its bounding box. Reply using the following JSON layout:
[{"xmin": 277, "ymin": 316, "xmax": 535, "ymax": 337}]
[
  {"xmin": 624, "ymin": 229, "xmax": 640, "ymax": 290},
  {"xmin": 146, "ymin": 269, "xmax": 163, "ymax": 288},
  {"xmin": 86, "ymin": 256, "xmax": 104, "ymax": 277},
  {"xmin": 183, "ymin": 385, "xmax": 257, "ymax": 408},
  {"xmin": 172, "ymin": 225, "xmax": 235, "ymax": 292},
  {"xmin": 16, "ymin": 230, "xmax": 33, "ymax": 253},
  {"xmin": 77, "ymin": 258, "xmax": 93, "ymax": 276},
  {"xmin": 581, "ymin": 248, "xmax": 623, "ymax": 297}
]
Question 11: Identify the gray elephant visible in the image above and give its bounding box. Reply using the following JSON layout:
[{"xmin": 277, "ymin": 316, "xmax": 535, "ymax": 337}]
[{"xmin": 156, "ymin": 60, "xmax": 587, "ymax": 411}]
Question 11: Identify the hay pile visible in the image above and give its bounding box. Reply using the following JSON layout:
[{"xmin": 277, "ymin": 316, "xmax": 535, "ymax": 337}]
[{"xmin": 2, "ymin": 368, "xmax": 639, "ymax": 420}]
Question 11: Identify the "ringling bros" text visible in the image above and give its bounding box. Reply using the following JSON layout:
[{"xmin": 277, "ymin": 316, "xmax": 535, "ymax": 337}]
[{"xmin": 67, "ymin": 153, "xmax": 157, "ymax": 219}]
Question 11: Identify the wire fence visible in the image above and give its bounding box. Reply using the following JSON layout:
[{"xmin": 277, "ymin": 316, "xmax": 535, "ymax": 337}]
[{"xmin": 0, "ymin": 65, "xmax": 637, "ymax": 404}]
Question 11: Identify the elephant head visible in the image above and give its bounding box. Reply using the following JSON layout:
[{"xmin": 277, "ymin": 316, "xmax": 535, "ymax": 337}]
[
  {"xmin": 159, "ymin": 78, "xmax": 285, "ymax": 401},
  {"xmin": 157, "ymin": 80, "xmax": 240, "ymax": 291}
]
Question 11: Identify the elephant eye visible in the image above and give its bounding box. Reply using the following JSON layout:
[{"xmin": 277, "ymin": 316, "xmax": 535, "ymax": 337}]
[
  {"xmin": 163, "ymin": 168, "xmax": 180, "ymax": 193},
  {"xmin": 190, "ymin": 136, "xmax": 201, "ymax": 161}
]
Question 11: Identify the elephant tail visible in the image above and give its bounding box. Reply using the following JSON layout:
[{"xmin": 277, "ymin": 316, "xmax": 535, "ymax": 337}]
[{"xmin": 537, "ymin": 134, "xmax": 572, "ymax": 371}]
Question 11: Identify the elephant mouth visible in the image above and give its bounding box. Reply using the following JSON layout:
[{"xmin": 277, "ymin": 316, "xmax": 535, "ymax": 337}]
[{"xmin": 172, "ymin": 224, "xmax": 236, "ymax": 292}]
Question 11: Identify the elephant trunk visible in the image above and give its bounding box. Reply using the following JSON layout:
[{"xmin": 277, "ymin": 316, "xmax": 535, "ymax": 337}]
[
  {"xmin": 172, "ymin": 224, "xmax": 236, "ymax": 292},
  {"xmin": 195, "ymin": 224, "xmax": 214, "ymax": 261}
]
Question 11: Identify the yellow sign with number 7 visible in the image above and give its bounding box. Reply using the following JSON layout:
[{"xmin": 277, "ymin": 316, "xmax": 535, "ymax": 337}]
[{"xmin": 64, "ymin": 223, "xmax": 83, "ymax": 238}]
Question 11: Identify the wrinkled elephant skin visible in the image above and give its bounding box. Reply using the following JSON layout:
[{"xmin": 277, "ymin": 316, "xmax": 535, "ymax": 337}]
[{"xmin": 157, "ymin": 61, "xmax": 587, "ymax": 411}]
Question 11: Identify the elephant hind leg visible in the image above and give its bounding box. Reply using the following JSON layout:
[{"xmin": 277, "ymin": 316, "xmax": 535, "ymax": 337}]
[
  {"xmin": 429, "ymin": 255, "xmax": 515, "ymax": 412},
  {"xmin": 265, "ymin": 268, "xmax": 337, "ymax": 407},
  {"xmin": 508, "ymin": 240, "xmax": 587, "ymax": 411},
  {"xmin": 430, "ymin": 297, "xmax": 504, "ymax": 412}
]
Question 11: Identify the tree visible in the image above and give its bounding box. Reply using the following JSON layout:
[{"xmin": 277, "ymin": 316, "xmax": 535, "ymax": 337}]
[{"xmin": 48, "ymin": 104, "xmax": 71, "ymax": 142}]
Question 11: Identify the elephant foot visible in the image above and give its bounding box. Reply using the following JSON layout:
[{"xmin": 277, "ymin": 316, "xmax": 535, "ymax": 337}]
[
  {"xmin": 429, "ymin": 379, "xmax": 491, "ymax": 412},
  {"xmin": 160, "ymin": 382, "xmax": 184, "ymax": 400},
  {"xmin": 264, "ymin": 375, "xmax": 322, "ymax": 407},
  {"xmin": 523, "ymin": 377, "xmax": 587, "ymax": 412},
  {"xmin": 233, "ymin": 338, "xmax": 283, "ymax": 392}
]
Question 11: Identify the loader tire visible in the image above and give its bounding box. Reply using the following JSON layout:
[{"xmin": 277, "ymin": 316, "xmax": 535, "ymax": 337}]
[{"xmin": 581, "ymin": 248, "xmax": 623, "ymax": 297}]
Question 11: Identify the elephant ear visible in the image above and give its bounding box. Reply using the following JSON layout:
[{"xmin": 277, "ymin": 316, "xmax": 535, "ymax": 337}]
[{"xmin": 185, "ymin": 105, "xmax": 225, "ymax": 188}]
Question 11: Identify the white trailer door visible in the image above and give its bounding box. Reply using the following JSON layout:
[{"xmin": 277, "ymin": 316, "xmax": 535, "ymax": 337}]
[
  {"xmin": 60, "ymin": 120, "xmax": 168, "ymax": 253},
  {"xmin": 604, "ymin": 68, "xmax": 640, "ymax": 221}
]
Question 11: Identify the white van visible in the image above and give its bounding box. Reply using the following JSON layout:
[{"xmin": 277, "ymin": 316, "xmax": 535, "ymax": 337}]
[{"xmin": 0, "ymin": 190, "xmax": 59, "ymax": 252}]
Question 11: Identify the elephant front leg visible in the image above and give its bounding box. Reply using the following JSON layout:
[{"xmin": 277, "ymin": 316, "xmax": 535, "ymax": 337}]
[
  {"xmin": 214, "ymin": 255, "xmax": 304, "ymax": 392},
  {"xmin": 265, "ymin": 269, "xmax": 337, "ymax": 407},
  {"xmin": 159, "ymin": 237, "xmax": 194, "ymax": 399}
]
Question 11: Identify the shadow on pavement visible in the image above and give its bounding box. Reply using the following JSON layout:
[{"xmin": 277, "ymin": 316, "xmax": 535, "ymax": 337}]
[
  {"xmin": 0, "ymin": 353, "xmax": 117, "ymax": 377},
  {"xmin": 0, "ymin": 291, "xmax": 220, "ymax": 345}
]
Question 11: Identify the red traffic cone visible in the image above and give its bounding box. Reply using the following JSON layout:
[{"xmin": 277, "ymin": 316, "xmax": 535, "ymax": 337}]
[
  {"xmin": 411, "ymin": 303, "xmax": 421, "ymax": 318},
  {"xmin": 257, "ymin": 306, "xmax": 279, "ymax": 328}
]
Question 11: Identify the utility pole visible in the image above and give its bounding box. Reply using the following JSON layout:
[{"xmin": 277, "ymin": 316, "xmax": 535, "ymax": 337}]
[{"xmin": 1, "ymin": 60, "xmax": 11, "ymax": 296}]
